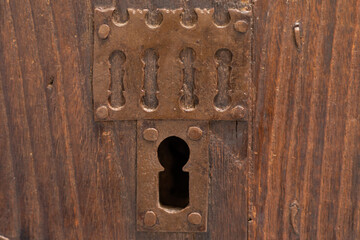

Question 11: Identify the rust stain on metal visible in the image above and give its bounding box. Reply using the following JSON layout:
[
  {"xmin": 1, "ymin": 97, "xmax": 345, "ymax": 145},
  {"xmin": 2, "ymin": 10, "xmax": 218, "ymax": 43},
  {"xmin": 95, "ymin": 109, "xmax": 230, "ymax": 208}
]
[
  {"xmin": 137, "ymin": 120, "xmax": 209, "ymax": 232},
  {"xmin": 93, "ymin": 8, "xmax": 252, "ymax": 121}
]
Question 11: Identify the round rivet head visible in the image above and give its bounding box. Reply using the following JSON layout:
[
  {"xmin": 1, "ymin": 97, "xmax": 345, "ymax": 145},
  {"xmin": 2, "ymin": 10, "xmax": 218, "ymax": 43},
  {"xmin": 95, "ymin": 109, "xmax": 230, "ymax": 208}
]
[
  {"xmin": 234, "ymin": 20, "xmax": 249, "ymax": 33},
  {"xmin": 98, "ymin": 24, "xmax": 110, "ymax": 39},
  {"xmin": 96, "ymin": 106, "xmax": 109, "ymax": 119},
  {"xmin": 188, "ymin": 212, "xmax": 202, "ymax": 225},
  {"xmin": 187, "ymin": 126, "xmax": 203, "ymax": 141},
  {"xmin": 144, "ymin": 211, "xmax": 157, "ymax": 227},
  {"xmin": 231, "ymin": 105, "xmax": 246, "ymax": 119},
  {"xmin": 143, "ymin": 128, "xmax": 158, "ymax": 141}
]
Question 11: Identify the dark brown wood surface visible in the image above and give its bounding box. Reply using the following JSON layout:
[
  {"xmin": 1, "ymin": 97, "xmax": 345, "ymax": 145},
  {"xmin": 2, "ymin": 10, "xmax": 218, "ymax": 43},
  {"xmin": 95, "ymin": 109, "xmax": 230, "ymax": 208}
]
[
  {"xmin": 0, "ymin": 0, "xmax": 358, "ymax": 240},
  {"xmin": 251, "ymin": 0, "xmax": 360, "ymax": 239}
]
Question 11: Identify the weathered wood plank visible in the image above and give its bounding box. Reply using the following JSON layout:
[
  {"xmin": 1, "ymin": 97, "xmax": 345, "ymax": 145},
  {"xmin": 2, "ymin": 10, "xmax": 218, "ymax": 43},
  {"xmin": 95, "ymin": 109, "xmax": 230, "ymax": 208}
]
[
  {"xmin": 9, "ymin": 0, "xmax": 65, "ymax": 238},
  {"xmin": 0, "ymin": 63, "xmax": 19, "ymax": 240},
  {"xmin": 50, "ymin": 0, "xmax": 112, "ymax": 238},
  {"xmin": 29, "ymin": 0, "xmax": 85, "ymax": 239},
  {"xmin": 316, "ymin": 0, "xmax": 359, "ymax": 239},
  {"xmin": 335, "ymin": 2, "xmax": 360, "ymax": 239},
  {"xmin": 96, "ymin": 121, "xmax": 137, "ymax": 240},
  {"xmin": 252, "ymin": 0, "xmax": 360, "ymax": 240},
  {"xmin": 208, "ymin": 121, "xmax": 248, "ymax": 239},
  {"xmin": 0, "ymin": 0, "xmax": 44, "ymax": 238}
]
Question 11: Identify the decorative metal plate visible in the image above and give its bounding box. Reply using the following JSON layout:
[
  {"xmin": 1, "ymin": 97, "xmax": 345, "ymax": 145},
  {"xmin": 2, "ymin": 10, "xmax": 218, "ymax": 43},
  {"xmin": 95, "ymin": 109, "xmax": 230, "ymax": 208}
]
[
  {"xmin": 136, "ymin": 120, "xmax": 209, "ymax": 232},
  {"xmin": 93, "ymin": 7, "xmax": 252, "ymax": 121}
]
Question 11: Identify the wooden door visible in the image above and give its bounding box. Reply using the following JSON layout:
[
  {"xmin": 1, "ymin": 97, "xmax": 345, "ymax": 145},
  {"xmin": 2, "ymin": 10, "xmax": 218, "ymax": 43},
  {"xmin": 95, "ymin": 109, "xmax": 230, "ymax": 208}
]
[{"xmin": 0, "ymin": 0, "xmax": 358, "ymax": 239}]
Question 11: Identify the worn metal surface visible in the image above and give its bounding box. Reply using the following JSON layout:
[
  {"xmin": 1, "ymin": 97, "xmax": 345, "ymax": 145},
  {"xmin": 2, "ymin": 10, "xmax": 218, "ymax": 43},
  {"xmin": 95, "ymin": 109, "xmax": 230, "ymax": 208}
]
[
  {"xmin": 137, "ymin": 120, "xmax": 209, "ymax": 232},
  {"xmin": 93, "ymin": 7, "xmax": 252, "ymax": 121}
]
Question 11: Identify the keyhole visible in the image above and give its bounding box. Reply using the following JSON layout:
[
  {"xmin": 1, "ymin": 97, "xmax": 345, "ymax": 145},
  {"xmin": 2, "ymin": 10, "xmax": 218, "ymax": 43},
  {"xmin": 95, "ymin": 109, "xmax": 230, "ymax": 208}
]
[{"xmin": 158, "ymin": 136, "xmax": 190, "ymax": 209}]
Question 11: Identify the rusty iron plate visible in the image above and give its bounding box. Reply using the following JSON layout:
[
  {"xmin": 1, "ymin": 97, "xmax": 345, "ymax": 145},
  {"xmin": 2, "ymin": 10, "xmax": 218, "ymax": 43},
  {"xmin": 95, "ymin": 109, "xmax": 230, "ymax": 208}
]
[
  {"xmin": 137, "ymin": 120, "xmax": 209, "ymax": 232},
  {"xmin": 93, "ymin": 7, "xmax": 252, "ymax": 121}
]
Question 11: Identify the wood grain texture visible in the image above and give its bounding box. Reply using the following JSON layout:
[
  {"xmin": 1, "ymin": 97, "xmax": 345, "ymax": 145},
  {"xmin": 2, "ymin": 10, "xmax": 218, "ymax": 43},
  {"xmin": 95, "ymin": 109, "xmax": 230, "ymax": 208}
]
[
  {"xmin": 208, "ymin": 121, "xmax": 248, "ymax": 239},
  {"xmin": 251, "ymin": 0, "xmax": 360, "ymax": 240},
  {"xmin": 0, "ymin": 0, "xmax": 358, "ymax": 239}
]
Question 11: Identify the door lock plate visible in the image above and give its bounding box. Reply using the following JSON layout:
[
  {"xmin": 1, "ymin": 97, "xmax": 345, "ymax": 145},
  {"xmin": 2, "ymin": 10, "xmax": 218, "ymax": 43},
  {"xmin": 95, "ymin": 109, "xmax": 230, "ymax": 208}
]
[
  {"xmin": 137, "ymin": 120, "xmax": 209, "ymax": 232},
  {"xmin": 93, "ymin": 6, "xmax": 252, "ymax": 233},
  {"xmin": 93, "ymin": 7, "xmax": 252, "ymax": 121}
]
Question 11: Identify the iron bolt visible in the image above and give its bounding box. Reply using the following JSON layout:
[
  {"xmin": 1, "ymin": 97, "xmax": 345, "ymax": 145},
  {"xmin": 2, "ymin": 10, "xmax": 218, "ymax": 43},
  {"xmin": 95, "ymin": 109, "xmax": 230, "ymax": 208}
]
[
  {"xmin": 234, "ymin": 20, "xmax": 249, "ymax": 33},
  {"xmin": 144, "ymin": 211, "xmax": 157, "ymax": 227},
  {"xmin": 95, "ymin": 106, "xmax": 109, "ymax": 119},
  {"xmin": 188, "ymin": 212, "xmax": 202, "ymax": 225},
  {"xmin": 143, "ymin": 128, "xmax": 159, "ymax": 141},
  {"xmin": 187, "ymin": 126, "xmax": 203, "ymax": 141},
  {"xmin": 98, "ymin": 24, "xmax": 110, "ymax": 39}
]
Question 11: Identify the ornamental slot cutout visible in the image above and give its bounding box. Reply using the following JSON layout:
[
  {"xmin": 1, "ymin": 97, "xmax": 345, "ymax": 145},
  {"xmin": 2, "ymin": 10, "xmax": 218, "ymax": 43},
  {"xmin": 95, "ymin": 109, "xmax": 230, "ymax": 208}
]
[
  {"xmin": 179, "ymin": 47, "xmax": 198, "ymax": 111},
  {"xmin": 214, "ymin": 48, "xmax": 233, "ymax": 111},
  {"xmin": 141, "ymin": 48, "xmax": 159, "ymax": 111},
  {"xmin": 109, "ymin": 50, "xmax": 126, "ymax": 108}
]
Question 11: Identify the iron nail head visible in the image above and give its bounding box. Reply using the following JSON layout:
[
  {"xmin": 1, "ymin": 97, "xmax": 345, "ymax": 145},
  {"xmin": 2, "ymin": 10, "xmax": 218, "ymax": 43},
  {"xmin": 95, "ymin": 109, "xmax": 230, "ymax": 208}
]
[
  {"xmin": 234, "ymin": 20, "xmax": 249, "ymax": 33},
  {"xmin": 188, "ymin": 212, "xmax": 202, "ymax": 225},
  {"xmin": 187, "ymin": 126, "xmax": 203, "ymax": 141},
  {"xmin": 144, "ymin": 211, "xmax": 157, "ymax": 227},
  {"xmin": 98, "ymin": 24, "xmax": 110, "ymax": 39},
  {"xmin": 96, "ymin": 106, "xmax": 109, "ymax": 119},
  {"xmin": 231, "ymin": 105, "xmax": 246, "ymax": 119},
  {"xmin": 143, "ymin": 128, "xmax": 159, "ymax": 141}
]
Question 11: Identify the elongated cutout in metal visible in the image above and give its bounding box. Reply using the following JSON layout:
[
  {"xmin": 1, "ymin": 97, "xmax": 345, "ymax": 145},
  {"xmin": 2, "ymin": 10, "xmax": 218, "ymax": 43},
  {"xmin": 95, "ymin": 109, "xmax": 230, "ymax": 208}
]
[
  {"xmin": 179, "ymin": 48, "xmax": 198, "ymax": 111},
  {"xmin": 109, "ymin": 50, "xmax": 126, "ymax": 108},
  {"xmin": 142, "ymin": 49, "xmax": 159, "ymax": 111},
  {"xmin": 214, "ymin": 48, "xmax": 232, "ymax": 111}
]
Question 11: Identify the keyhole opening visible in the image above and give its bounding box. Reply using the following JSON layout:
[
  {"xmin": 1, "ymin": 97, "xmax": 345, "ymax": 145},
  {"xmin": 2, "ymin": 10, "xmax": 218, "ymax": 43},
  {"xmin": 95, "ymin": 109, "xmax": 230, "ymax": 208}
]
[{"xmin": 158, "ymin": 136, "xmax": 190, "ymax": 209}]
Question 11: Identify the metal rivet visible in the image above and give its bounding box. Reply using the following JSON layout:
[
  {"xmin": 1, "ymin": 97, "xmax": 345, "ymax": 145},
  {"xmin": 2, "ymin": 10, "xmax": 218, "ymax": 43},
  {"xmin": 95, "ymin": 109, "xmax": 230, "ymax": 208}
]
[
  {"xmin": 98, "ymin": 24, "xmax": 110, "ymax": 39},
  {"xmin": 95, "ymin": 106, "xmax": 109, "ymax": 119},
  {"xmin": 188, "ymin": 212, "xmax": 202, "ymax": 225},
  {"xmin": 144, "ymin": 211, "xmax": 157, "ymax": 227},
  {"xmin": 143, "ymin": 128, "xmax": 158, "ymax": 141},
  {"xmin": 234, "ymin": 20, "xmax": 249, "ymax": 33},
  {"xmin": 187, "ymin": 126, "xmax": 203, "ymax": 141},
  {"xmin": 231, "ymin": 105, "xmax": 246, "ymax": 119}
]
